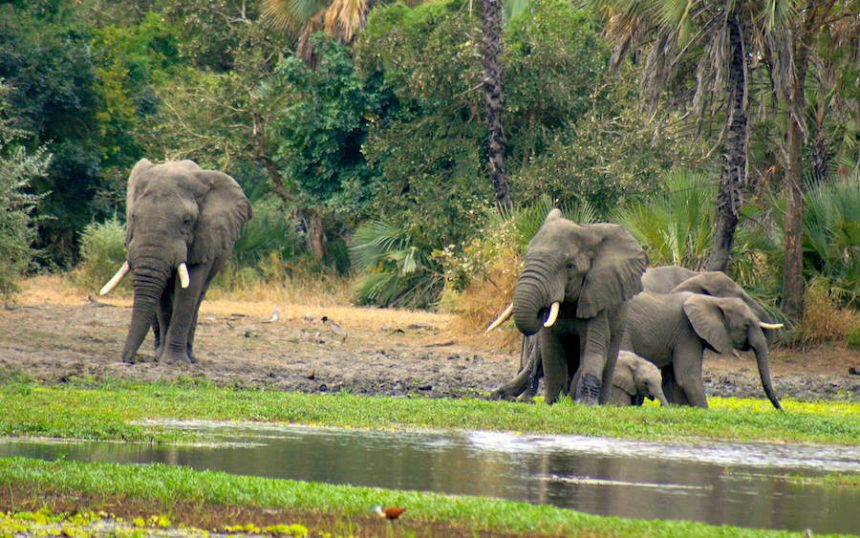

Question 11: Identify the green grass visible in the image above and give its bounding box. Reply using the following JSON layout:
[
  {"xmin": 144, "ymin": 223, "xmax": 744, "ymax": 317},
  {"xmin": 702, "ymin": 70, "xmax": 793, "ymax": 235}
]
[
  {"xmin": 0, "ymin": 457, "xmax": 841, "ymax": 538},
  {"xmin": 0, "ymin": 379, "xmax": 857, "ymax": 445}
]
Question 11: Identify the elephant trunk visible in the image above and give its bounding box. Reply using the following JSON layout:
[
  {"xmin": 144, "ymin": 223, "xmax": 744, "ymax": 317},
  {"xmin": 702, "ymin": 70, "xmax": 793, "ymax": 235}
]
[
  {"xmin": 653, "ymin": 386, "xmax": 670, "ymax": 407},
  {"xmin": 750, "ymin": 331, "xmax": 782, "ymax": 411},
  {"xmin": 121, "ymin": 264, "xmax": 169, "ymax": 363},
  {"xmin": 513, "ymin": 272, "xmax": 552, "ymax": 336}
]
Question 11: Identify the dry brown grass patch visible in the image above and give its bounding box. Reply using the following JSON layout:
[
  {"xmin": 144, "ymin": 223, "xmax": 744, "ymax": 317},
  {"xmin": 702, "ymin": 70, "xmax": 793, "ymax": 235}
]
[{"xmin": 787, "ymin": 279, "xmax": 860, "ymax": 347}]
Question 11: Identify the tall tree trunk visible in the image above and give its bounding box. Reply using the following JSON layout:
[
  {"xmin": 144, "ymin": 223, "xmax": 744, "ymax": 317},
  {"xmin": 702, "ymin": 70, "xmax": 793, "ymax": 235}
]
[
  {"xmin": 479, "ymin": 0, "xmax": 512, "ymax": 211},
  {"xmin": 707, "ymin": 9, "xmax": 747, "ymax": 272},
  {"xmin": 306, "ymin": 209, "xmax": 326, "ymax": 262},
  {"xmin": 781, "ymin": 33, "xmax": 812, "ymax": 321}
]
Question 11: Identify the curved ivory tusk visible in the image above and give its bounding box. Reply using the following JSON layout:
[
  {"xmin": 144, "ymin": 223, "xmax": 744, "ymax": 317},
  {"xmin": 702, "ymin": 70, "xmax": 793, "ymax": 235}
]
[
  {"xmin": 485, "ymin": 303, "xmax": 514, "ymax": 333},
  {"xmin": 543, "ymin": 302, "xmax": 560, "ymax": 328},
  {"xmin": 732, "ymin": 350, "xmax": 741, "ymax": 359},
  {"xmin": 177, "ymin": 263, "xmax": 190, "ymax": 289},
  {"xmin": 759, "ymin": 321, "xmax": 784, "ymax": 330},
  {"xmin": 99, "ymin": 261, "xmax": 130, "ymax": 296}
]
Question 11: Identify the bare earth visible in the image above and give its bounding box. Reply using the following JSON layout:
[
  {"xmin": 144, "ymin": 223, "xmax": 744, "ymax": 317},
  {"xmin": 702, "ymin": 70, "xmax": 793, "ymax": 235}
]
[{"xmin": 1, "ymin": 277, "xmax": 858, "ymax": 402}]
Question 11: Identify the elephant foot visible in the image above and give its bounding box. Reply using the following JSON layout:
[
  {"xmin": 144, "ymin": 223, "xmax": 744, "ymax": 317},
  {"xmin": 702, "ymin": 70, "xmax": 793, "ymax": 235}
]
[
  {"xmin": 158, "ymin": 349, "xmax": 196, "ymax": 365},
  {"xmin": 574, "ymin": 373, "xmax": 601, "ymax": 406}
]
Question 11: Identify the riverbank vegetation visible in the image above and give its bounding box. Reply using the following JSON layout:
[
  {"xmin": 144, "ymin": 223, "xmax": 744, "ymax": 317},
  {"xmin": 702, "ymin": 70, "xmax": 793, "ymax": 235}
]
[
  {"xmin": 0, "ymin": 0, "xmax": 857, "ymax": 339},
  {"xmin": 0, "ymin": 381, "xmax": 857, "ymax": 445},
  {"xmin": 0, "ymin": 458, "xmax": 831, "ymax": 537}
]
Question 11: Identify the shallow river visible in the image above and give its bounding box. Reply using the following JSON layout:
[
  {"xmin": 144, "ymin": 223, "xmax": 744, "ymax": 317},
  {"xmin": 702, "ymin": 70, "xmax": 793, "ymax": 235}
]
[{"xmin": 1, "ymin": 421, "xmax": 858, "ymax": 534}]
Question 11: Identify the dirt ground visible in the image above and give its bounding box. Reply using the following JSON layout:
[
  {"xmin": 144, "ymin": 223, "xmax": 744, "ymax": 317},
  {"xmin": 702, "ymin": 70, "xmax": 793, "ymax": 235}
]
[{"xmin": 1, "ymin": 276, "xmax": 858, "ymax": 402}]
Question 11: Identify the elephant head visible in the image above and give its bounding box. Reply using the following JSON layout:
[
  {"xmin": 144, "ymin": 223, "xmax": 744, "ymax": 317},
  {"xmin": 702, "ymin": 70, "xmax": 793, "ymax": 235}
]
[
  {"xmin": 101, "ymin": 159, "xmax": 251, "ymax": 363},
  {"xmin": 512, "ymin": 209, "xmax": 647, "ymax": 336},
  {"xmin": 683, "ymin": 294, "xmax": 782, "ymax": 410},
  {"xmin": 671, "ymin": 271, "xmax": 779, "ymax": 345},
  {"xmin": 614, "ymin": 352, "xmax": 669, "ymax": 406}
]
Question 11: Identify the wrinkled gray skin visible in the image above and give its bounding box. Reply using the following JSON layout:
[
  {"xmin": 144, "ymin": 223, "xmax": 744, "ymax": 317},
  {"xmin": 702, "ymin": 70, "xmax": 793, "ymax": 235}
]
[
  {"xmin": 120, "ymin": 159, "xmax": 251, "ymax": 364},
  {"xmin": 572, "ymin": 350, "xmax": 667, "ymax": 406},
  {"xmin": 494, "ymin": 265, "xmax": 782, "ymax": 406},
  {"xmin": 510, "ymin": 209, "xmax": 648, "ymax": 405},
  {"xmin": 642, "ymin": 266, "xmax": 779, "ymax": 345},
  {"xmin": 623, "ymin": 291, "xmax": 781, "ymax": 409}
]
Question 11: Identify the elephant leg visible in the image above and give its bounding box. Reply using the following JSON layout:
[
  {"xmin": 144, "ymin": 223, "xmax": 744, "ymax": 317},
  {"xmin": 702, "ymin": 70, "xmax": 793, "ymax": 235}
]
[
  {"xmin": 186, "ymin": 259, "xmax": 226, "ymax": 362},
  {"xmin": 540, "ymin": 332, "xmax": 568, "ymax": 404},
  {"xmin": 160, "ymin": 263, "xmax": 211, "ymax": 364},
  {"xmin": 523, "ymin": 346, "xmax": 543, "ymax": 399},
  {"xmin": 154, "ymin": 280, "xmax": 174, "ymax": 357},
  {"xmin": 573, "ymin": 312, "xmax": 609, "ymax": 405},
  {"xmin": 599, "ymin": 323, "xmax": 623, "ymax": 405},
  {"xmin": 661, "ymin": 368, "xmax": 688, "ymax": 405},
  {"xmin": 672, "ymin": 344, "xmax": 708, "ymax": 408}
]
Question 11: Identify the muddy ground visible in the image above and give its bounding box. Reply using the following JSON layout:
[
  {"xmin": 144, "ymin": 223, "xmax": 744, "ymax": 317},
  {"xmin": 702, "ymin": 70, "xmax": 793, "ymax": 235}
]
[{"xmin": 1, "ymin": 277, "xmax": 858, "ymax": 402}]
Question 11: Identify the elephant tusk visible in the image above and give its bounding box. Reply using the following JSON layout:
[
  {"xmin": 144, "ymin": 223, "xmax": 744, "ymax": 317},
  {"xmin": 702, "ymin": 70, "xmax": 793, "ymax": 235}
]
[
  {"xmin": 732, "ymin": 350, "xmax": 741, "ymax": 359},
  {"xmin": 543, "ymin": 302, "xmax": 560, "ymax": 328},
  {"xmin": 759, "ymin": 321, "xmax": 784, "ymax": 330},
  {"xmin": 177, "ymin": 263, "xmax": 190, "ymax": 289},
  {"xmin": 99, "ymin": 261, "xmax": 130, "ymax": 296},
  {"xmin": 485, "ymin": 303, "xmax": 514, "ymax": 333}
]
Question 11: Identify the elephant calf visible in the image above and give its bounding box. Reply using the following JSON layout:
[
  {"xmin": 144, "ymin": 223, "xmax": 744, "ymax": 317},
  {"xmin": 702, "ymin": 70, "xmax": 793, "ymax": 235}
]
[
  {"xmin": 623, "ymin": 291, "xmax": 782, "ymax": 409},
  {"xmin": 607, "ymin": 351, "xmax": 668, "ymax": 406}
]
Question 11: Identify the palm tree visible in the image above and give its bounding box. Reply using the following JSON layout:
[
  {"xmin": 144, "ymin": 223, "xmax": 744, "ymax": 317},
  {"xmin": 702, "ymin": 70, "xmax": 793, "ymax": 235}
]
[
  {"xmin": 479, "ymin": 0, "xmax": 513, "ymax": 211},
  {"xmin": 262, "ymin": 0, "xmax": 370, "ymax": 63},
  {"xmin": 601, "ymin": 0, "xmax": 760, "ymax": 273}
]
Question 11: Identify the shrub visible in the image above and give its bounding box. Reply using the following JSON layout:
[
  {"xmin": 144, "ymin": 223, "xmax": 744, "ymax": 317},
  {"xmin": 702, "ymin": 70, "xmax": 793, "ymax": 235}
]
[
  {"xmin": 613, "ymin": 169, "xmax": 716, "ymax": 269},
  {"xmin": 350, "ymin": 219, "xmax": 443, "ymax": 309},
  {"xmin": 0, "ymin": 83, "xmax": 49, "ymax": 302},
  {"xmin": 74, "ymin": 217, "xmax": 129, "ymax": 294},
  {"xmin": 784, "ymin": 277, "xmax": 859, "ymax": 347}
]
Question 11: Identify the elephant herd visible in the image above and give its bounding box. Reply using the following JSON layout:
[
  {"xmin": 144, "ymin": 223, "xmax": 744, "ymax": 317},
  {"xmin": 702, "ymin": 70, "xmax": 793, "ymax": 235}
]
[
  {"xmin": 487, "ymin": 209, "xmax": 783, "ymax": 410},
  {"xmin": 99, "ymin": 159, "xmax": 781, "ymax": 410}
]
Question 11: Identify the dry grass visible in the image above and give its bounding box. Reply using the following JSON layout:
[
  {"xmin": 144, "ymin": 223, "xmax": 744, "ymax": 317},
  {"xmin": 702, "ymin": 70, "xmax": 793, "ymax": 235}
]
[
  {"xmin": 786, "ymin": 279, "xmax": 860, "ymax": 347},
  {"xmin": 12, "ymin": 274, "xmax": 455, "ymax": 337},
  {"xmin": 441, "ymin": 258, "xmax": 521, "ymax": 353}
]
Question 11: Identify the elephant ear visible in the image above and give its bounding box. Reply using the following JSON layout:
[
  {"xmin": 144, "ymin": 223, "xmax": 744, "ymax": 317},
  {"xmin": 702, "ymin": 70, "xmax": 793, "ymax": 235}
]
[
  {"xmin": 189, "ymin": 170, "xmax": 252, "ymax": 265},
  {"xmin": 613, "ymin": 358, "xmax": 638, "ymax": 397},
  {"xmin": 125, "ymin": 159, "xmax": 156, "ymax": 246},
  {"xmin": 577, "ymin": 224, "xmax": 648, "ymax": 318},
  {"xmin": 683, "ymin": 295, "xmax": 733, "ymax": 354}
]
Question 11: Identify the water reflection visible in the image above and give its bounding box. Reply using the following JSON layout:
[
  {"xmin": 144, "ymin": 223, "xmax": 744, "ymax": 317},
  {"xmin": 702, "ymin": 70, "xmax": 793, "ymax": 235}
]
[{"xmin": 0, "ymin": 424, "xmax": 858, "ymax": 535}]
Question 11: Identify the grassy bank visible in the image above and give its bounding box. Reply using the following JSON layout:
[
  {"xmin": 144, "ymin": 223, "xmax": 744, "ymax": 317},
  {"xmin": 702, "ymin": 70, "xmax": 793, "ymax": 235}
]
[
  {"xmin": 0, "ymin": 457, "xmax": 841, "ymax": 537},
  {"xmin": 0, "ymin": 380, "xmax": 857, "ymax": 445}
]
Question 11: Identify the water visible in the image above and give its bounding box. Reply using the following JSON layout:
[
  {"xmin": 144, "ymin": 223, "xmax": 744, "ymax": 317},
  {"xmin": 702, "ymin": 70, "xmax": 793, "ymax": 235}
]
[{"xmin": 1, "ymin": 421, "xmax": 858, "ymax": 535}]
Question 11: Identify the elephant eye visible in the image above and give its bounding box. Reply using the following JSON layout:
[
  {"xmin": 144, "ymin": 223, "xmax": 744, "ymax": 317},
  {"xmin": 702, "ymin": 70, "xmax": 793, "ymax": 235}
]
[{"xmin": 566, "ymin": 261, "xmax": 575, "ymax": 269}]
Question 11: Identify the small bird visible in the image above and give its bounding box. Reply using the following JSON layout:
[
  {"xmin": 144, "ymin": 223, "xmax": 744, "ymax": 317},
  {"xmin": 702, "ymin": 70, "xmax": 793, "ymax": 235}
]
[
  {"xmin": 262, "ymin": 307, "xmax": 280, "ymax": 324},
  {"xmin": 373, "ymin": 505, "xmax": 405, "ymax": 520},
  {"xmin": 321, "ymin": 316, "xmax": 347, "ymax": 341}
]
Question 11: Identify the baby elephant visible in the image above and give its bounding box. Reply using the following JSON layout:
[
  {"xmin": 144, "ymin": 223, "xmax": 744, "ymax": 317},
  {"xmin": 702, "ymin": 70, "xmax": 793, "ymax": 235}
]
[{"xmin": 570, "ymin": 351, "xmax": 668, "ymax": 406}]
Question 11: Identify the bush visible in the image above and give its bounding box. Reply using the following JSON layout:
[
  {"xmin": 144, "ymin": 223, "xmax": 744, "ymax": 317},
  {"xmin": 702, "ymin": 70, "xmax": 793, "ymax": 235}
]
[
  {"xmin": 784, "ymin": 277, "xmax": 860, "ymax": 347},
  {"xmin": 0, "ymin": 83, "xmax": 50, "ymax": 302},
  {"xmin": 613, "ymin": 169, "xmax": 716, "ymax": 269},
  {"xmin": 350, "ymin": 219, "xmax": 443, "ymax": 309},
  {"xmin": 74, "ymin": 217, "xmax": 129, "ymax": 294}
]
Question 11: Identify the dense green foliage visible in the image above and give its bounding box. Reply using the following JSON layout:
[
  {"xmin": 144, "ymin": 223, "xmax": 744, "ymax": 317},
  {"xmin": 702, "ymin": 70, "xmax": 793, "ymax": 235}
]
[
  {"xmin": 0, "ymin": 380, "xmax": 856, "ymax": 445},
  {"xmin": 0, "ymin": 0, "xmax": 855, "ymax": 316},
  {"xmin": 0, "ymin": 457, "xmax": 811, "ymax": 537},
  {"xmin": 0, "ymin": 84, "xmax": 49, "ymax": 301}
]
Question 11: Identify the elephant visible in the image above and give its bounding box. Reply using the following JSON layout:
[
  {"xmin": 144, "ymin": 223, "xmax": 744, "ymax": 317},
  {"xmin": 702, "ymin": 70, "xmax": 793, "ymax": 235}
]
[
  {"xmin": 99, "ymin": 159, "xmax": 252, "ymax": 364},
  {"xmin": 486, "ymin": 209, "xmax": 648, "ymax": 405},
  {"xmin": 642, "ymin": 265, "xmax": 780, "ymax": 345},
  {"xmin": 623, "ymin": 291, "xmax": 783, "ymax": 409},
  {"xmin": 571, "ymin": 350, "xmax": 668, "ymax": 406}
]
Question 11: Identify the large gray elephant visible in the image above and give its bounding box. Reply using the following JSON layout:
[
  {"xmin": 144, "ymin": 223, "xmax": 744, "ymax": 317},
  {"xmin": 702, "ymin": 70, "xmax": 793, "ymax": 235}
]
[
  {"xmin": 623, "ymin": 291, "xmax": 782, "ymax": 409},
  {"xmin": 100, "ymin": 159, "xmax": 252, "ymax": 364},
  {"xmin": 487, "ymin": 209, "xmax": 648, "ymax": 405},
  {"xmin": 643, "ymin": 266, "xmax": 779, "ymax": 344}
]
